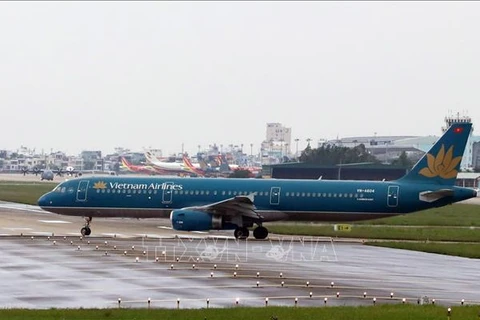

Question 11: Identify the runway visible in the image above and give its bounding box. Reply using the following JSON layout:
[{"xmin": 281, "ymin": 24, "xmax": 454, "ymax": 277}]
[{"xmin": 0, "ymin": 202, "xmax": 479, "ymax": 309}]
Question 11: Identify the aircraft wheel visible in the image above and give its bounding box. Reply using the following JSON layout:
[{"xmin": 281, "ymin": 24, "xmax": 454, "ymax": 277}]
[
  {"xmin": 234, "ymin": 227, "xmax": 250, "ymax": 239},
  {"xmin": 253, "ymin": 226, "xmax": 268, "ymax": 240},
  {"xmin": 81, "ymin": 227, "xmax": 92, "ymax": 236}
]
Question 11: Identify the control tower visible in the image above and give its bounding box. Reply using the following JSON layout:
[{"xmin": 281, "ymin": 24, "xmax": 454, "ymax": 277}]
[{"xmin": 442, "ymin": 111, "xmax": 473, "ymax": 169}]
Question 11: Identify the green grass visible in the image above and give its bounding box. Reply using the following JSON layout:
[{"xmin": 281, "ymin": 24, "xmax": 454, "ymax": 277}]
[
  {"xmin": 366, "ymin": 241, "xmax": 480, "ymax": 259},
  {"xmin": 356, "ymin": 204, "xmax": 480, "ymax": 227},
  {"xmin": 0, "ymin": 305, "xmax": 476, "ymax": 320},
  {"xmin": 267, "ymin": 224, "xmax": 480, "ymax": 242},
  {"xmin": 0, "ymin": 181, "xmax": 57, "ymax": 205}
]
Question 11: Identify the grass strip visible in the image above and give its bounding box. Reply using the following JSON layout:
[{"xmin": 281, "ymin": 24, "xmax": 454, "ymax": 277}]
[
  {"xmin": 365, "ymin": 241, "xmax": 480, "ymax": 259},
  {"xmin": 0, "ymin": 182, "xmax": 57, "ymax": 205},
  {"xmin": 0, "ymin": 305, "xmax": 477, "ymax": 320},
  {"xmin": 268, "ymin": 224, "xmax": 480, "ymax": 242}
]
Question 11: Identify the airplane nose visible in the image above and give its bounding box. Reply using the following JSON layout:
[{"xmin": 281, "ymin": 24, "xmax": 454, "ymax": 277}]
[{"xmin": 38, "ymin": 193, "xmax": 51, "ymax": 207}]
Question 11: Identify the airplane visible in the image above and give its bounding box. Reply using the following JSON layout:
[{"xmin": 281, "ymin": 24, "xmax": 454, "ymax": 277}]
[
  {"xmin": 144, "ymin": 151, "xmax": 191, "ymax": 175},
  {"xmin": 38, "ymin": 122, "xmax": 478, "ymax": 239},
  {"xmin": 182, "ymin": 155, "xmax": 206, "ymax": 176},
  {"xmin": 120, "ymin": 157, "xmax": 168, "ymax": 175},
  {"xmin": 22, "ymin": 166, "xmax": 82, "ymax": 179}
]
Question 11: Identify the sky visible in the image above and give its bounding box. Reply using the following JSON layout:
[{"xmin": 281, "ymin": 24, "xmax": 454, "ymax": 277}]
[{"xmin": 1, "ymin": 1, "xmax": 479, "ymax": 156}]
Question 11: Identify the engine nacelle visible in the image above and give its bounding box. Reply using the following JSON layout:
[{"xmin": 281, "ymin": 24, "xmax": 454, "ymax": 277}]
[{"xmin": 170, "ymin": 210, "xmax": 235, "ymax": 231}]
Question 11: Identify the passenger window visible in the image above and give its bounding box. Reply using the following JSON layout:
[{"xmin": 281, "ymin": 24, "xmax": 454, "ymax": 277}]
[
  {"xmin": 328, "ymin": 193, "xmax": 332, "ymax": 197},
  {"xmin": 228, "ymin": 191, "xmax": 232, "ymax": 195},
  {"xmin": 286, "ymin": 192, "xmax": 290, "ymax": 196},
  {"xmin": 195, "ymin": 190, "xmax": 199, "ymax": 195},
  {"xmin": 339, "ymin": 193, "xmax": 342, "ymax": 197},
  {"xmin": 213, "ymin": 191, "xmax": 217, "ymax": 195},
  {"xmin": 322, "ymin": 193, "xmax": 326, "ymax": 197},
  {"xmin": 222, "ymin": 191, "xmax": 226, "ymax": 195},
  {"xmin": 354, "ymin": 193, "xmax": 358, "ymax": 198},
  {"xmin": 344, "ymin": 193, "xmax": 348, "ymax": 198},
  {"xmin": 206, "ymin": 191, "xmax": 210, "ymax": 195},
  {"xmin": 296, "ymin": 192, "xmax": 300, "ymax": 197},
  {"xmin": 96, "ymin": 189, "xmax": 100, "ymax": 193},
  {"xmin": 233, "ymin": 191, "xmax": 237, "ymax": 195},
  {"xmin": 154, "ymin": 190, "xmax": 157, "ymax": 194},
  {"xmin": 123, "ymin": 190, "xmax": 127, "ymax": 194},
  {"xmin": 190, "ymin": 191, "xmax": 194, "ymax": 195},
  {"xmin": 349, "ymin": 193, "xmax": 353, "ymax": 198},
  {"xmin": 200, "ymin": 190, "xmax": 204, "ymax": 195},
  {"xmin": 127, "ymin": 190, "xmax": 131, "ymax": 194},
  {"xmin": 312, "ymin": 193, "xmax": 316, "ymax": 197},
  {"xmin": 307, "ymin": 193, "xmax": 311, "ymax": 197},
  {"xmin": 107, "ymin": 189, "xmax": 111, "ymax": 193},
  {"xmin": 101, "ymin": 189, "xmax": 106, "ymax": 193},
  {"xmin": 333, "ymin": 193, "xmax": 337, "ymax": 197},
  {"xmin": 359, "ymin": 193, "xmax": 364, "ymax": 198}
]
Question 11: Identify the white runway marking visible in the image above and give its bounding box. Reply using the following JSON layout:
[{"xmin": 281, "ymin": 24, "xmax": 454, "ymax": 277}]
[
  {"xmin": 38, "ymin": 220, "xmax": 71, "ymax": 224},
  {"xmin": 101, "ymin": 233, "xmax": 127, "ymax": 238},
  {"xmin": 158, "ymin": 226, "xmax": 172, "ymax": 230},
  {"xmin": 0, "ymin": 205, "xmax": 46, "ymax": 214},
  {"xmin": 31, "ymin": 232, "xmax": 54, "ymax": 236},
  {"xmin": 136, "ymin": 234, "xmax": 163, "ymax": 238},
  {"xmin": 3, "ymin": 227, "xmax": 32, "ymax": 231}
]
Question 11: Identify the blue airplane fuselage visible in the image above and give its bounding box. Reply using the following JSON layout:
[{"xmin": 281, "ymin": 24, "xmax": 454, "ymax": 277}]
[{"xmin": 38, "ymin": 176, "xmax": 476, "ymax": 221}]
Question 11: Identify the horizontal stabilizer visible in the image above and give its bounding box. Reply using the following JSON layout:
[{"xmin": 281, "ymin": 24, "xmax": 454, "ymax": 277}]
[{"xmin": 419, "ymin": 189, "xmax": 454, "ymax": 203}]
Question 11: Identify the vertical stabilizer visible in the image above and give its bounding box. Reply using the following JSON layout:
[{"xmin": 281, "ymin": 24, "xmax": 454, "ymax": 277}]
[{"xmin": 398, "ymin": 122, "xmax": 472, "ymax": 185}]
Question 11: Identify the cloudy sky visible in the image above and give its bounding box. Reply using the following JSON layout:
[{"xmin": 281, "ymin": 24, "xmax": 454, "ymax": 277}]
[{"xmin": 1, "ymin": 2, "xmax": 478, "ymax": 156}]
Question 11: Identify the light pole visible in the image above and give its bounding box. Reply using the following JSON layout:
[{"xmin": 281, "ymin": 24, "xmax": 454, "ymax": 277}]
[{"xmin": 306, "ymin": 138, "xmax": 312, "ymax": 147}]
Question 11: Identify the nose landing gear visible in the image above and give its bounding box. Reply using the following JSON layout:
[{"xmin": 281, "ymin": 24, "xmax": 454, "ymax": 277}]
[{"xmin": 80, "ymin": 217, "xmax": 92, "ymax": 236}]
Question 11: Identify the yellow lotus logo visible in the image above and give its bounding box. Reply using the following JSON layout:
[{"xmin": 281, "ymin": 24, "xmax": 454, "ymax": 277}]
[
  {"xmin": 93, "ymin": 181, "xmax": 107, "ymax": 189},
  {"xmin": 419, "ymin": 144, "xmax": 462, "ymax": 179}
]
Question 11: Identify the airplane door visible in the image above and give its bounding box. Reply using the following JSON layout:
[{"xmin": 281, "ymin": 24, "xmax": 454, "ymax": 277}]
[
  {"xmin": 162, "ymin": 182, "xmax": 174, "ymax": 204},
  {"xmin": 270, "ymin": 187, "xmax": 281, "ymax": 205},
  {"xmin": 387, "ymin": 185, "xmax": 399, "ymax": 207},
  {"xmin": 76, "ymin": 180, "xmax": 89, "ymax": 202}
]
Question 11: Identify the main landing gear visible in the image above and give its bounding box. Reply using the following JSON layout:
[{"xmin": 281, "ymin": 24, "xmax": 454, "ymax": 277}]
[
  {"xmin": 234, "ymin": 225, "xmax": 269, "ymax": 240},
  {"xmin": 81, "ymin": 216, "xmax": 92, "ymax": 236}
]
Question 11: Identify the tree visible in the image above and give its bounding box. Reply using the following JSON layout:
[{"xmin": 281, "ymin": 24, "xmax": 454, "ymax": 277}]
[
  {"xmin": 391, "ymin": 151, "xmax": 413, "ymax": 167},
  {"xmin": 299, "ymin": 143, "xmax": 378, "ymax": 165}
]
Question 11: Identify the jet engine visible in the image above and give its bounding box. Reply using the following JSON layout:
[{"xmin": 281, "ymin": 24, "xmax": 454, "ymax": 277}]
[{"xmin": 170, "ymin": 210, "xmax": 235, "ymax": 231}]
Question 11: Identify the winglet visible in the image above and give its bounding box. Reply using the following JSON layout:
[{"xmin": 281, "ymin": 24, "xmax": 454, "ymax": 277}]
[{"xmin": 398, "ymin": 122, "xmax": 472, "ymax": 185}]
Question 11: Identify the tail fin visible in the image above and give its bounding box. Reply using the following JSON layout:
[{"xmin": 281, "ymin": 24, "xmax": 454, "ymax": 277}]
[
  {"xmin": 120, "ymin": 157, "xmax": 133, "ymax": 171},
  {"xmin": 182, "ymin": 155, "xmax": 205, "ymax": 176},
  {"xmin": 398, "ymin": 122, "xmax": 472, "ymax": 185}
]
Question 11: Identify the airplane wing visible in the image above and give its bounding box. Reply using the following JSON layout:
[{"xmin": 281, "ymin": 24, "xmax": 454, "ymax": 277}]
[
  {"xmin": 183, "ymin": 194, "xmax": 262, "ymax": 220},
  {"xmin": 419, "ymin": 189, "xmax": 454, "ymax": 203}
]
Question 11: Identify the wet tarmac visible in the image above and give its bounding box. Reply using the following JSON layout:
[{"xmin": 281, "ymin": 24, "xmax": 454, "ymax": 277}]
[{"xmin": 0, "ymin": 202, "xmax": 479, "ymax": 309}]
